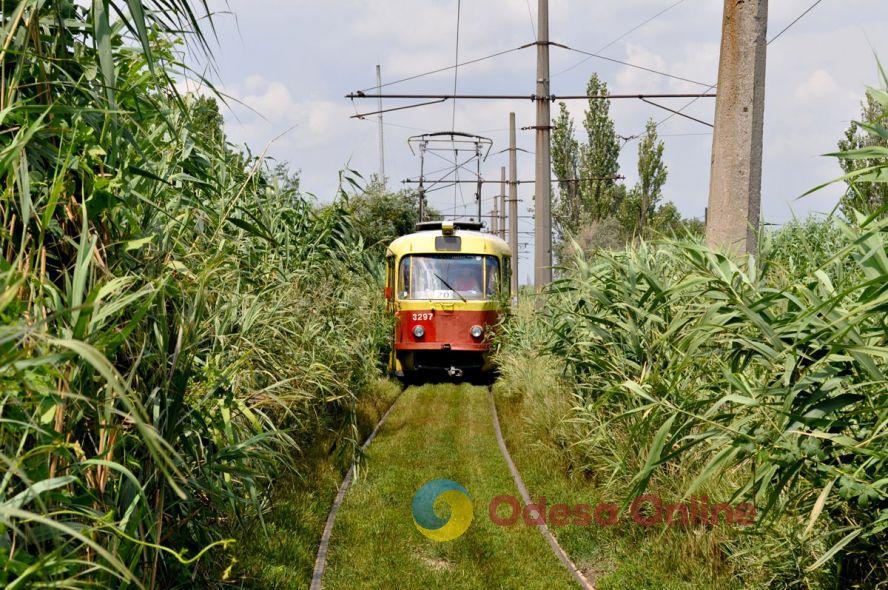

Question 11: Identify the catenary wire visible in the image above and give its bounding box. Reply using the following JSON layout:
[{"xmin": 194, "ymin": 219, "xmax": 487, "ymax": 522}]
[
  {"xmin": 525, "ymin": 0, "xmax": 537, "ymax": 40},
  {"xmin": 451, "ymin": 0, "xmax": 465, "ymax": 213}
]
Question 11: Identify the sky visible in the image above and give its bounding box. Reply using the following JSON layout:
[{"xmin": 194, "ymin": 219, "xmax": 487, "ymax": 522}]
[{"xmin": 185, "ymin": 0, "xmax": 888, "ymax": 284}]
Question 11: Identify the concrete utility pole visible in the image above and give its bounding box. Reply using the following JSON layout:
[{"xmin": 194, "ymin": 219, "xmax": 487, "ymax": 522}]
[
  {"xmin": 706, "ymin": 0, "xmax": 768, "ymax": 255},
  {"xmin": 376, "ymin": 65, "xmax": 385, "ymax": 188},
  {"xmin": 534, "ymin": 0, "xmax": 552, "ymax": 289},
  {"xmin": 500, "ymin": 167, "xmax": 507, "ymax": 240},
  {"xmin": 509, "ymin": 112, "xmax": 519, "ymax": 297}
]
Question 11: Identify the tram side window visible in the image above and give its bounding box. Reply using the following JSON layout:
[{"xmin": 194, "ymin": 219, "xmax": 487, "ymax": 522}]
[
  {"xmin": 386, "ymin": 256, "xmax": 395, "ymax": 298},
  {"xmin": 502, "ymin": 256, "xmax": 511, "ymax": 296},
  {"xmin": 485, "ymin": 257, "xmax": 500, "ymax": 297},
  {"xmin": 399, "ymin": 257, "xmax": 411, "ymax": 299}
]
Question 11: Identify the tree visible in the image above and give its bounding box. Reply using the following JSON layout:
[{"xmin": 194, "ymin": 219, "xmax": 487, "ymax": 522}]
[
  {"xmin": 269, "ymin": 161, "xmax": 301, "ymax": 197},
  {"xmin": 580, "ymin": 74, "xmax": 623, "ymax": 220},
  {"xmin": 618, "ymin": 119, "xmax": 668, "ymax": 238},
  {"xmin": 344, "ymin": 181, "xmax": 440, "ymax": 256},
  {"xmin": 552, "ymin": 74, "xmax": 700, "ymax": 254},
  {"xmin": 635, "ymin": 119, "xmax": 668, "ymax": 229},
  {"xmin": 552, "ymin": 102, "xmax": 582, "ymax": 235},
  {"xmin": 552, "ymin": 75, "xmax": 623, "ymax": 239},
  {"xmin": 837, "ymin": 88, "xmax": 888, "ymax": 216},
  {"xmin": 187, "ymin": 95, "xmax": 226, "ymax": 143}
]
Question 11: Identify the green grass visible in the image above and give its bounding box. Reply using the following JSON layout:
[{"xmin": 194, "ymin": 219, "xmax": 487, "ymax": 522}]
[{"xmin": 322, "ymin": 384, "xmax": 577, "ymax": 590}]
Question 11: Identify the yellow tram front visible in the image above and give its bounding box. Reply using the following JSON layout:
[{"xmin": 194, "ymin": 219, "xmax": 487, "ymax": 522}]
[{"xmin": 384, "ymin": 221, "xmax": 511, "ymax": 383}]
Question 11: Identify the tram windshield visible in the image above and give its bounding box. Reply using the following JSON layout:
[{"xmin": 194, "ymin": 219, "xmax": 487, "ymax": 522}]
[{"xmin": 399, "ymin": 255, "xmax": 500, "ymax": 301}]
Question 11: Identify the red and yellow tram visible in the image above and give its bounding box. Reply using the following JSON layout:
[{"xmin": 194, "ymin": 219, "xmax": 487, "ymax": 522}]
[{"xmin": 384, "ymin": 221, "xmax": 511, "ymax": 383}]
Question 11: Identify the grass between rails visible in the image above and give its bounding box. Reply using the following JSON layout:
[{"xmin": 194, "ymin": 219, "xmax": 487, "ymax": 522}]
[{"xmin": 322, "ymin": 384, "xmax": 577, "ymax": 590}]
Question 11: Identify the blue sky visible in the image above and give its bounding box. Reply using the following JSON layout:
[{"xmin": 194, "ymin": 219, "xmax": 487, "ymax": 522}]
[{"xmin": 186, "ymin": 1, "xmax": 888, "ymax": 284}]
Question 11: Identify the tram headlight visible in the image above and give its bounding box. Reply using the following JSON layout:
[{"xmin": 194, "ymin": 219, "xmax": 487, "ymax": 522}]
[
  {"xmin": 412, "ymin": 325, "xmax": 425, "ymax": 339},
  {"xmin": 470, "ymin": 325, "xmax": 484, "ymax": 339}
]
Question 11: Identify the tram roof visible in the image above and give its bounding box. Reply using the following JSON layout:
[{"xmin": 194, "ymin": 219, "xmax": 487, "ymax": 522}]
[{"xmin": 386, "ymin": 229, "xmax": 511, "ymax": 258}]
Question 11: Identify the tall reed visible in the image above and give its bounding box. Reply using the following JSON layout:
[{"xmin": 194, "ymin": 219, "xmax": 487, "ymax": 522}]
[{"xmin": 1, "ymin": 2, "xmax": 389, "ymax": 586}]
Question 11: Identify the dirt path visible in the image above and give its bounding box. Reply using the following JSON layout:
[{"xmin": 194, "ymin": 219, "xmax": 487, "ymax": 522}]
[{"xmin": 319, "ymin": 383, "xmax": 577, "ymax": 589}]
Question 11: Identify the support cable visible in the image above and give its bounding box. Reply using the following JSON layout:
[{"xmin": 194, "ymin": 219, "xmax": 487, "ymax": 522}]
[
  {"xmin": 624, "ymin": 82, "xmax": 716, "ymax": 143},
  {"xmin": 553, "ymin": 0, "xmax": 689, "ymax": 78},
  {"xmin": 358, "ymin": 45, "xmax": 531, "ymax": 93},
  {"xmin": 639, "ymin": 97, "xmax": 714, "ymax": 128},
  {"xmin": 625, "ymin": 0, "xmax": 827, "ymax": 144},
  {"xmin": 768, "ymin": 0, "xmax": 825, "ymax": 45},
  {"xmin": 556, "ymin": 43, "xmax": 713, "ymax": 88}
]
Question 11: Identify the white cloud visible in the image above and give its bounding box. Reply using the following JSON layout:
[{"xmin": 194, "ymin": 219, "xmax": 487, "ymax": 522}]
[{"xmin": 795, "ymin": 70, "xmax": 839, "ymax": 101}]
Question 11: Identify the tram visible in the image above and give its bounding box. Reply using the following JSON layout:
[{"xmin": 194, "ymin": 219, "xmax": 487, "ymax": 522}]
[{"xmin": 384, "ymin": 221, "xmax": 511, "ymax": 383}]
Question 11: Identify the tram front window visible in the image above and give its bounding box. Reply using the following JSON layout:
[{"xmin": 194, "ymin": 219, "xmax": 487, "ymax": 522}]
[{"xmin": 399, "ymin": 255, "xmax": 499, "ymax": 300}]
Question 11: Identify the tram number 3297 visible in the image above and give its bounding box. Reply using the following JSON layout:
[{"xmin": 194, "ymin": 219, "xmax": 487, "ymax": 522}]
[{"xmin": 411, "ymin": 312, "xmax": 433, "ymax": 321}]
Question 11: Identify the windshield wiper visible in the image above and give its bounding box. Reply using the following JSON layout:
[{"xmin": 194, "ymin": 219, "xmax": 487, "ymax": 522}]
[{"xmin": 433, "ymin": 273, "xmax": 467, "ymax": 303}]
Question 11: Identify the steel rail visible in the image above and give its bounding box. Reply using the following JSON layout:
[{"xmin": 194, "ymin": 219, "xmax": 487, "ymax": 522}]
[
  {"xmin": 310, "ymin": 395, "xmax": 402, "ymax": 590},
  {"xmin": 488, "ymin": 391, "xmax": 595, "ymax": 589}
]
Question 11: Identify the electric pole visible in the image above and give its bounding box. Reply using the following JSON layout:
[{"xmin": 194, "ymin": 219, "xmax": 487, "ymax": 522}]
[
  {"xmin": 500, "ymin": 166, "xmax": 507, "ymax": 240},
  {"xmin": 491, "ymin": 187, "xmax": 499, "ymax": 235},
  {"xmin": 475, "ymin": 141, "xmax": 483, "ymax": 222},
  {"xmin": 509, "ymin": 112, "xmax": 519, "ymax": 297},
  {"xmin": 376, "ymin": 64, "xmax": 386, "ymax": 188},
  {"xmin": 418, "ymin": 141, "xmax": 426, "ymax": 222},
  {"xmin": 534, "ymin": 0, "xmax": 552, "ymax": 289},
  {"xmin": 706, "ymin": 0, "xmax": 768, "ymax": 255}
]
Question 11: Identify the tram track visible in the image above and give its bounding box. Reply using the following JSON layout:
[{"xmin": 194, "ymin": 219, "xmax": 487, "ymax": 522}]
[
  {"xmin": 488, "ymin": 390, "xmax": 595, "ymax": 590},
  {"xmin": 309, "ymin": 383, "xmax": 589, "ymax": 589},
  {"xmin": 309, "ymin": 391, "xmax": 403, "ymax": 590}
]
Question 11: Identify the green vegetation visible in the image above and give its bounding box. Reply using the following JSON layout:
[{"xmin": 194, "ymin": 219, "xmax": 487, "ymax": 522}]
[
  {"xmin": 4, "ymin": 2, "xmax": 885, "ymax": 589},
  {"xmin": 234, "ymin": 378, "xmax": 400, "ymax": 588},
  {"xmin": 495, "ymin": 210, "xmax": 886, "ymax": 588},
  {"xmin": 494, "ymin": 363, "xmax": 737, "ymax": 589},
  {"xmin": 495, "ymin": 71, "xmax": 888, "ymax": 589},
  {"xmin": 339, "ymin": 178, "xmax": 440, "ymax": 257},
  {"xmin": 323, "ymin": 384, "xmax": 576, "ymax": 590},
  {"xmin": 837, "ymin": 65, "xmax": 888, "ymax": 216},
  {"xmin": 1, "ymin": 2, "xmax": 392, "ymax": 587}
]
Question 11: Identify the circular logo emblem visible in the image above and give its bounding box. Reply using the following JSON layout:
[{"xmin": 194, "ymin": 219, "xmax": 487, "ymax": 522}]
[{"xmin": 412, "ymin": 479, "xmax": 473, "ymax": 542}]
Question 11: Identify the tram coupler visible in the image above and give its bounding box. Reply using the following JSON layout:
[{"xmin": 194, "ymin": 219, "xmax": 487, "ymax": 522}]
[{"xmin": 447, "ymin": 366, "xmax": 463, "ymax": 378}]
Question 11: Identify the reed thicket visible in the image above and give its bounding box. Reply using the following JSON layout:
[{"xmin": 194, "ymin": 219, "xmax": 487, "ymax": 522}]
[
  {"xmin": 496, "ymin": 75, "xmax": 888, "ymax": 586},
  {"xmin": 497, "ymin": 212, "xmax": 886, "ymax": 588},
  {"xmin": 1, "ymin": 2, "xmax": 390, "ymax": 587}
]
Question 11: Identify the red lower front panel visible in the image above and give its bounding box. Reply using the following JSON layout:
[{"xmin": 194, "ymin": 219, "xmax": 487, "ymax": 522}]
[{"xmin": 395, "ymin": 309, "xmax": 498, "ymax": 352}]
